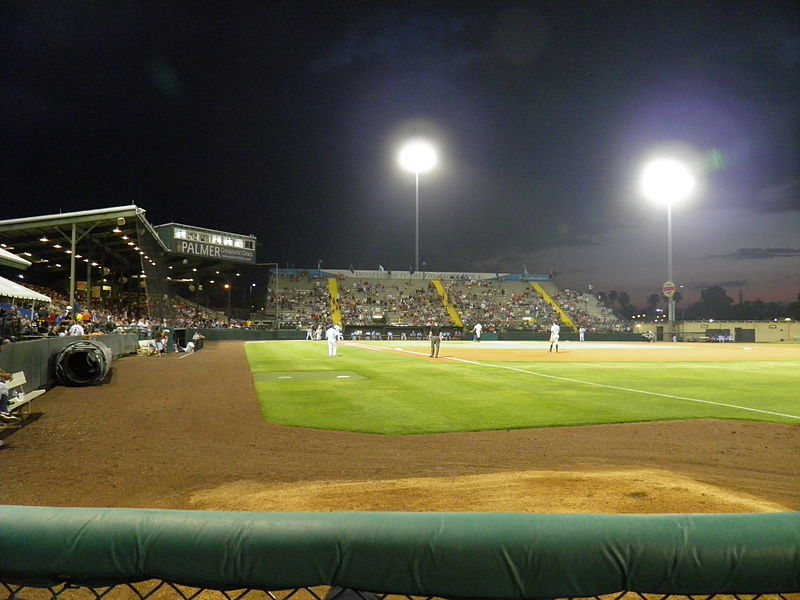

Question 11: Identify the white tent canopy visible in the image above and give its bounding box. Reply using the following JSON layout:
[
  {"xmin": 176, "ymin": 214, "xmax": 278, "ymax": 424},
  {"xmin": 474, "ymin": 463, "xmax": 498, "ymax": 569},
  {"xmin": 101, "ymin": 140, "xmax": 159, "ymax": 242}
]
[{"xmin": 0, "ymin": 275, "xmax": 51, "ymax": 302}]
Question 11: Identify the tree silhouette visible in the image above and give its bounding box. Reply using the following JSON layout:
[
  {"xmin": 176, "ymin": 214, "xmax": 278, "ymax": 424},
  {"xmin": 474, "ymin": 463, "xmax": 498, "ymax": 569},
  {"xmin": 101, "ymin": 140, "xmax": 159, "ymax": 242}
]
[
  {"xmin": 607, "ymin": 290, "xmax": 618, "ymax": 310},
  {"xmin": 790, "ymin": 293, "xmax": 800, "ymax": 320},
  {"xmin": 646, "ymin": 293, "xmax": 661, "ymax": 312},
  {"xmin": 692, "ymin": 286, "xmax": 734, "ymax": 319}
]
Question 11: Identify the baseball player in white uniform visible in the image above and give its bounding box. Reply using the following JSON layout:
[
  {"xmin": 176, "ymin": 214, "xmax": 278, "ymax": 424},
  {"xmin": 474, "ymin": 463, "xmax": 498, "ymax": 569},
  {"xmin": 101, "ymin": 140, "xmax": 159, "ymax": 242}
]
[
  {"xmin": 325, "ymin": 324, "xmax": 339, "ymax": 357},
  {"xmin": 548, "ymin": 322, "xmax": 560, "ymax": 353}
]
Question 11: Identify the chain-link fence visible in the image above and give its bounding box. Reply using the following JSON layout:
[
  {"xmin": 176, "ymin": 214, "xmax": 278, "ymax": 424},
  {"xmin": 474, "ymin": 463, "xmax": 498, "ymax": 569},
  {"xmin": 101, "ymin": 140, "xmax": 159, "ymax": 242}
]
[{"xmin": 2, "ymin": 584, "xmax": 798, "ymax": 600}]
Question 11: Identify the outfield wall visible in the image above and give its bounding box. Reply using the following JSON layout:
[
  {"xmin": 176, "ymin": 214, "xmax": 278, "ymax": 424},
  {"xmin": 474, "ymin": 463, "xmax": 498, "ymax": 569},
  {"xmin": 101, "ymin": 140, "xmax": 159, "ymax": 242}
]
[
  {"xmin": 188, "ymin": 322, "xmax": 799, "ymax": 344},
  {"xmin": 1, "ymin": 507, "xmax": 798, "ymax": 597},
  {"xmin": 636, "ymin": 320, "xmax": 798, "ymax": 343},
  {"xmin": 192, "ymin": 328, "xmax": 644, "ymax": 343}
]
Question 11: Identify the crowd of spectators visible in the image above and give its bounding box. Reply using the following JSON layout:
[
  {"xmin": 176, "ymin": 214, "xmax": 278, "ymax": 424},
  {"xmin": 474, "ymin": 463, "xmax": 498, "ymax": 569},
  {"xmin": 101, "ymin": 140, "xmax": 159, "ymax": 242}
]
[
  {"xmin": 2, "ymin": 274, "xmax": 632, "ymax": 338},
  {"xmin": 275, "ymin": 279, "xmax": 333, "ymax": 329},
  {"xmin": 444, "ymin": 279, "xmax": 559, "ymax": 332},
  {"xmin": 276, "ymin": 275, "xmax": 630, "ymax": 334},
  {"xmin": 338, "ymin": 278, "xmax": 449, "ymax": 327},
  {"xmin": 1, "ymin": 283, "xmax": 242, "ymax": 341},
  {"xmin": 554, "ymin": 288, "xmax": 631, "ymax": 333}
]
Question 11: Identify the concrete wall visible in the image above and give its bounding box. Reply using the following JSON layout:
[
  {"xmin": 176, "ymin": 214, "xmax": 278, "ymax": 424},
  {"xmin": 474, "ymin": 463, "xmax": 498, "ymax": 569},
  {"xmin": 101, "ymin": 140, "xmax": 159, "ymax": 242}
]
[{"xmin": 636, "ymin": 321, "xmax": 798, "ymax": 343}]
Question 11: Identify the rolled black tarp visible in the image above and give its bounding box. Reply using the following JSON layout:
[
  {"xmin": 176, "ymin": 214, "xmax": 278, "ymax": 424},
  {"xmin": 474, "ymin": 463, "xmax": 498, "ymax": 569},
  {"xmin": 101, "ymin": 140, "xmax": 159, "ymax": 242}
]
[{"xmin": 55, "ymin": 340, "xmax": 113, "ymax": 386}]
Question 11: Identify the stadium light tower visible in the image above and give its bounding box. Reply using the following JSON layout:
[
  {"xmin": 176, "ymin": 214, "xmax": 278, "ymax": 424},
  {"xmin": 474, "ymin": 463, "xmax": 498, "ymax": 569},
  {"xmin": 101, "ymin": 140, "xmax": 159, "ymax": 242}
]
[
  {"xmin": 640, "ymin": 156, "xmax": 696, "ymax": 338},
  {"xmin": 398, "ymin": 139, "xmax": 438, "ymax": 273}
]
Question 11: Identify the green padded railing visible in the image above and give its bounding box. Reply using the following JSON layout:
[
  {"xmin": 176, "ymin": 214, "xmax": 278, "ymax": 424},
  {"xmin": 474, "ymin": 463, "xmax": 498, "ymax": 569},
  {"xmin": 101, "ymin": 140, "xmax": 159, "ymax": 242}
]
[{"xmin": 1, "ymin": 507, "xmax": 799, "ymax": 597}]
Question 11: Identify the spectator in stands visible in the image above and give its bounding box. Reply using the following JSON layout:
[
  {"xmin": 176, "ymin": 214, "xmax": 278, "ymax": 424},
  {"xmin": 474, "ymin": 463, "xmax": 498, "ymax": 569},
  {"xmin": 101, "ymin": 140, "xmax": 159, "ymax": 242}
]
[
  {"xmin": 192, "ymin": 331, "xmax": 205, "ymax": 350},
  {"xmin": 68, "ymin": 320, "xmax": 85, "ymax": 337},
  {"xmin": 0, "ymin": 343, "xmax": 20, "ymax": 422},
  {"xmin": 154, "ymin": 331, "xmax": 166, "ymax": 356}
]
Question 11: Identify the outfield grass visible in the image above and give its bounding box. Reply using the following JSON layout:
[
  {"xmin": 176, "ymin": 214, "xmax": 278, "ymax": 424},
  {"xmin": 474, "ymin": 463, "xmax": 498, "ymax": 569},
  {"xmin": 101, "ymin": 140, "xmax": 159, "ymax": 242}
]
[{"xmin": 244, "ymin": 341, "xmax": 800, "ymax": 435}]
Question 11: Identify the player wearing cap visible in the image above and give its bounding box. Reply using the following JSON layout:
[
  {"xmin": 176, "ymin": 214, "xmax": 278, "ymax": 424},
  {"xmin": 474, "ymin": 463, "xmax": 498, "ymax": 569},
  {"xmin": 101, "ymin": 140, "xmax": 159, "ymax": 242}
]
[{"xmin": 548, "ymin": 322, "xmax": 560, "ymax": 353}]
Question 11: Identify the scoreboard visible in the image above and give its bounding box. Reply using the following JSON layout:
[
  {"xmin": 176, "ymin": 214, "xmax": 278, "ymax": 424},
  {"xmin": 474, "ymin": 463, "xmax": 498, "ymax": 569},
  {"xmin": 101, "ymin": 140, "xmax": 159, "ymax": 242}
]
[{"xmin": 154, "ymin": 223, "xmax": 256, "ymax": 264}]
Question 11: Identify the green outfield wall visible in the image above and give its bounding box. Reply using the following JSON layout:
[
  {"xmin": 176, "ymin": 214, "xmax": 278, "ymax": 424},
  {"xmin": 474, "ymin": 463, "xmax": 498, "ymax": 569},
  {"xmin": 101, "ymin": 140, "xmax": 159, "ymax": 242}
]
[{"xmin": 191, "ymin": 328, "xmax": 645, "ymax": 343}]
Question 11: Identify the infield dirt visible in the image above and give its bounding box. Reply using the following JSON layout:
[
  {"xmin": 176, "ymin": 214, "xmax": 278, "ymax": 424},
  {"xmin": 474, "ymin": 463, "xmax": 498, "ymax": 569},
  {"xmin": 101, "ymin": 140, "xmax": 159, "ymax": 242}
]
[{"xmin": 1, "ymin": 340, "xmax": 798, "ymax": 513}]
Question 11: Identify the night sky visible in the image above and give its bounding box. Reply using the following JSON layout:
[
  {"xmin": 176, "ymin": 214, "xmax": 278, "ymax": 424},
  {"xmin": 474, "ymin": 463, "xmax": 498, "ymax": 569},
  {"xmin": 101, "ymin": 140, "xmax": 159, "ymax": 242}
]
[{"xmin": 3, "ymin": 2, "xmax": 799, "ymax": 304}]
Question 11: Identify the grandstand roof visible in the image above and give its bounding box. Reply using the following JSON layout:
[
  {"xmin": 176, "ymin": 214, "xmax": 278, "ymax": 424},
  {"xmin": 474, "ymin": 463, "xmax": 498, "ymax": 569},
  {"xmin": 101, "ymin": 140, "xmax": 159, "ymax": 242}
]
[
  {"xmin": 0, "ymin": 206, "xmax": 265, "ymax": 306},
  {"xmin": 0, "ymin": 247, "xmax": 30, "ymax": 269},
  {"xmin": 0, "ymin": 206, "xmax": 157, "ymax": 276}
]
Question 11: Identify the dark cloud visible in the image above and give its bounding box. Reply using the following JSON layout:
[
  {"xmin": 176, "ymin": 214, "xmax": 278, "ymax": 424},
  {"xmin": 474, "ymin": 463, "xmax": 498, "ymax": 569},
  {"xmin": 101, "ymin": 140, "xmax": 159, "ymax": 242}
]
[
  {"xmin": 309, "ymin": 9, "xmax": 479, "ymax": 74},
  {"xmin": 753, "ymin": 180, "xmax": 800, "ymax": 212},
  {"xmin": 707, "ymin": 248, "xmax": 800, "ymax": 260},
  {"xmin": 687, "ymin": 280, "xmax": 750, "ymax": 292}
]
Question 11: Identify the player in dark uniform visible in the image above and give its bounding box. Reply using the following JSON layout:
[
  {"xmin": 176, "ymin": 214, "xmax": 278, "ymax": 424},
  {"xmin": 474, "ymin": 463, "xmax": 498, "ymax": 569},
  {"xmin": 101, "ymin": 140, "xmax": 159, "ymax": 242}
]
[{"xmin": 429, "ymin": 322, "xmax": 442, "ymax": 358}]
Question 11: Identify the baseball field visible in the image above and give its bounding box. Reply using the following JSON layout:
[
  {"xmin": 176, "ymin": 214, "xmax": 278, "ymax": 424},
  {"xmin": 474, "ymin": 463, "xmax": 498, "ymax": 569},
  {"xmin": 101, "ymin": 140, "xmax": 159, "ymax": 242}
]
[
  {"xmin": 1, "ymin": 339, "xmax": 798, "ymax": 514},
  {"xmin": 246, "ymin": 340, "xmax": 800, "ymax": 434}
]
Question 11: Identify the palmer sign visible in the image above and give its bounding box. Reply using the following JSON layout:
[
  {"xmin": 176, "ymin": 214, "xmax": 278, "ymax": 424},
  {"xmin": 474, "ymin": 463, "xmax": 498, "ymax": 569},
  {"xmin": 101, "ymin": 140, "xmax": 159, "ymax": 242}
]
[{"xmin": 175, "ymin": 240, "xmax": 255, "ymax": 264}]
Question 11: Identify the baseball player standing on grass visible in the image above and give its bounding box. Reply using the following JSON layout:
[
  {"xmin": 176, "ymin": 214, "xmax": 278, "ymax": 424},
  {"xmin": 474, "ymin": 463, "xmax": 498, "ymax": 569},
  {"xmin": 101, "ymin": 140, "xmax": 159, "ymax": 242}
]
[
  {"xmin": 549, "ymin": 322, "xmax": 560, "ymax": 353},
  {"xmin": 472, "ymin": 322, "xmax": 482, "ymax": 342},
  {"xmin": 429, "ymin": 322, "xmax": 441, "ymax": 358},
  {"xmin": 325, "ymin": 323, "xmax": 339, "ymax": 358}
]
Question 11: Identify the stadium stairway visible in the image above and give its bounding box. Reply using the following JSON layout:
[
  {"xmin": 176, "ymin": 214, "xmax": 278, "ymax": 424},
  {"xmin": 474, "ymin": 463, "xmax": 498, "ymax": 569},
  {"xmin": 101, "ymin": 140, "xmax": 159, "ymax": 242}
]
[
  {"xmin": 530, "ymin": 282, "xmax": 577, "ymax": 332},
  {"xmin": 327, "ymin": 278, "xmax": 343, "ymax": 326},
  {"xmin": 431, "ymin": 280, "xmax": 464, "ymax": 327}
]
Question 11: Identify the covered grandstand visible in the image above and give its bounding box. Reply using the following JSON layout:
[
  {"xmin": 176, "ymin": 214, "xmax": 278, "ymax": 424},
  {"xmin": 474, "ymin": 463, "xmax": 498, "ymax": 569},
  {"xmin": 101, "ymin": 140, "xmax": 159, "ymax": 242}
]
[
  {"xmin": 0, "ymin": 205, "xmax": 269, "ymax": 330},
  {"xmin": 0, "ymin": 205, "xmax": 635, "ymax": 338}
]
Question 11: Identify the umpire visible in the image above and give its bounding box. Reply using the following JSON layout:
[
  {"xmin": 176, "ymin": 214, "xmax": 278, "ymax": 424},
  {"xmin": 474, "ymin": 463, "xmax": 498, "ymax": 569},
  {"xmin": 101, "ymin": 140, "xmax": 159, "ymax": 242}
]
[{"xmin": 429, "ymin": 322, "xmax": 441, "ymax": 358}]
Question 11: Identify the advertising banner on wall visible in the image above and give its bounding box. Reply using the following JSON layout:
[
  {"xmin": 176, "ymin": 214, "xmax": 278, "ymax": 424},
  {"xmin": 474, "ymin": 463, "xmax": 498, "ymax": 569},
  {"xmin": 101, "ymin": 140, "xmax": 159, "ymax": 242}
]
[{"xmin": 173, "ymin": 240, "xmax": 255, "ymax": 264}]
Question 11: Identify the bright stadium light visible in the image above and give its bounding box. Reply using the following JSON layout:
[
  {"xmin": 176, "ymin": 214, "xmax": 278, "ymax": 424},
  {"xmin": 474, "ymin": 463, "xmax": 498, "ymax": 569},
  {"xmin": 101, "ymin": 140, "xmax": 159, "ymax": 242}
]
[
  {"xmin": 640, "ymin": 155, "xmax": 697, "ymax": 339},
  {"xmin": 398, "ymin": 139, "xmax": 438, "ymax": 273},
  {"xmin": 641, "ymin": 158, "xmax": 696, "ymax": 206}
]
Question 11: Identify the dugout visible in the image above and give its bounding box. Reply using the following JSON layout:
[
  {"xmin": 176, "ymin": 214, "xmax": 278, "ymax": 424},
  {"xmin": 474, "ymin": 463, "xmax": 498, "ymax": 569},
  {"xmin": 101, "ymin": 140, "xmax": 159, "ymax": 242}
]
[{"xmin": 170, "ymin": 327, "xmax": 188, "ymax": 352}]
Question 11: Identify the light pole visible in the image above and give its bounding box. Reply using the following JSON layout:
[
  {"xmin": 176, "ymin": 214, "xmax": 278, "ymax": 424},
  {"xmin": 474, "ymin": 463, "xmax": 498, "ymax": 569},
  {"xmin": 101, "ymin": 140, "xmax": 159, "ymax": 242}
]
[
  {"xmin": 399, "ymin": 139, "xmax": 438, "ymax": 273},
  {"xmin": 640, "ymin": 156, "xmax": 696, "ymax": 338},
  {"xmin": 256, "ymin": 262, "xmax": 279, "ymax": 331},
  {"xmin": 224, "ymin": 283, "xmax": 232, "ymax": 320}
]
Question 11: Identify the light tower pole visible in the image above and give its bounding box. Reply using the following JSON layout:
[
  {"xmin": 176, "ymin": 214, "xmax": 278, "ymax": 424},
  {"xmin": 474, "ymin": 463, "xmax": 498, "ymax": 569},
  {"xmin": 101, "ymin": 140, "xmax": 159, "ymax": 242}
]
[
  {"xmin": 399, "ymin": 139, "xmax": 438, "ymax": 273},
  {"xmin": 641, "ymin": 156, "xmax": 696, "ymax": 340}
]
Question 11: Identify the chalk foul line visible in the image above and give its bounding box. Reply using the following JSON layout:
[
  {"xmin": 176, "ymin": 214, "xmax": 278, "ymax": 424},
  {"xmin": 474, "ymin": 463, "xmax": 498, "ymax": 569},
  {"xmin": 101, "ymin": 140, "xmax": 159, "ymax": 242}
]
[{"xmin": 350, "ymin": 343, "xmax": 800, "ymax": 421}]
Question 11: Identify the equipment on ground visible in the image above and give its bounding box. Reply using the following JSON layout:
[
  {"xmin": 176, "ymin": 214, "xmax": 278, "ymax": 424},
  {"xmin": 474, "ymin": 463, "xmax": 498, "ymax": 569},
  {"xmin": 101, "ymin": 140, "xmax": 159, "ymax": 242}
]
[{"xmin": 55, "ymin": 340, "xmax": 113, "ymax": 386}]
